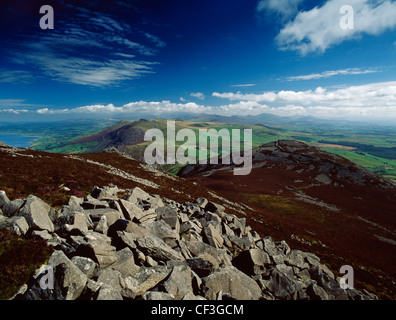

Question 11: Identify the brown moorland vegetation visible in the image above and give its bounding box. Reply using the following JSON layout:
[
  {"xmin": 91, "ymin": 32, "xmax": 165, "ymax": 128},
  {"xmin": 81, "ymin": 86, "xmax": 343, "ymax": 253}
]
[{"xmin": 178, "ymin": 141, "xmax": 396, "ymax": 299}]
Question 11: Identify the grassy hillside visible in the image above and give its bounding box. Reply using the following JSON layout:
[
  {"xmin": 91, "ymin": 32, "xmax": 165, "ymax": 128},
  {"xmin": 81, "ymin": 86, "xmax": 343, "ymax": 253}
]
[{"xmin": 1, "ymin": 118, "xmax": 395, "ymax": 182}]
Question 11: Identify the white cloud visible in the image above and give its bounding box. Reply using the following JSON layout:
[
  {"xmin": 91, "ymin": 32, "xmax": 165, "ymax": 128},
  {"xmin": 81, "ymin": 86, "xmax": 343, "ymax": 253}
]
[
  {"xmin": 15, "ymin": 49, "xmax": 156, "ymax": 87},
  {"xmin": 6, "ymin": 81, "xmax": 396, "ymax": 122},
  {"xmin": 113, "ymin": 53, "xmax": 136, "ymax": 59},
  {"xmin": 190, "ymin": 92, "xmax": 206, "ymax": 100},
  {"xmin": 230, "ymin": 84, "xmax": 256, "ymax": 87},
  {"xmin": 35, "ymin": 101, "xmax": 213, "ymax": 115},
  {"xmin": 0, "ymin": 69, "xmax": 33, "ymax": 84},
  {"xmin": 257, "ymin": 0, "xmax": 303, "ymax": 20},
  {"xmin": 0, "ymin": 109, "xmax": 29, "ymax": 115},
  {"xmin": 213, "ymin": 81, "xmax": 396, "ymax": 120},
  {"xmin": 0, "ymin": 99, "xmax": 47, "ymax": 109},
  {"xmin": 6, "ymin": 7, "xmax": 164, "ymax": 87},
  {"xmin": 276, "ymin": 0, "xmax": 396, "ymax": 54},
  {"xmin": 286, "ymin": 68, "xmax": 379, "ymax": 81},
  {"xmin": 143, "ymin": 32, "xmax": 167, "ymax": 48},
  {"xmin": 214, "ymin": 81, "xmax": 396, "ymax": 105}
]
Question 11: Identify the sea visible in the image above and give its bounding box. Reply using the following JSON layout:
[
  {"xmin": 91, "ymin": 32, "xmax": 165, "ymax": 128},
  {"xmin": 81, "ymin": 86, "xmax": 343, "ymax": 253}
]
[{"xmin": 0, "ymin": 134, "xmax": 40, "ymax": 148}]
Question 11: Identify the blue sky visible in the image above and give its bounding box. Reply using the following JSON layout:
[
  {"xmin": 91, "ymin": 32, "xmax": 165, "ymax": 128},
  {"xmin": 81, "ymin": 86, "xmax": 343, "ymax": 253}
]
[{"xmin": 1, "ymin": 0, "xmax": 396, "ymax": 123}]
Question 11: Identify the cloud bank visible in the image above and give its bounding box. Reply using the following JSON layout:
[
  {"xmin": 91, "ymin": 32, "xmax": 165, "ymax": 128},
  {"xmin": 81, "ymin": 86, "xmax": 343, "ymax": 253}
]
[{"xmin": 2, "ymin": 81, "xmax": 395, "ymax": 123}]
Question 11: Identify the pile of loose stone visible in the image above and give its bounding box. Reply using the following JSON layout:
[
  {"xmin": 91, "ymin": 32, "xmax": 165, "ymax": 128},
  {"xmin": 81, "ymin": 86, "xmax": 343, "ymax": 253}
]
[{"xmin": 0, "ymin": 185, "xmax": 376, "ymax": 300}]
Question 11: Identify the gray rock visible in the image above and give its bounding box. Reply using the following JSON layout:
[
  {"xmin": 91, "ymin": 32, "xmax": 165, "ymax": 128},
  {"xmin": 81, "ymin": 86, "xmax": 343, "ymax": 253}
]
[
  {"xmin": 187, "ymin": 253, "xmax": 219, "ymax": 278},
  {"xmin": 65, "ymin": 212, "xmax": 89, "ymax": 234},
  {"xmin": 124, "ymin": 187, "xmax": 151, "ymax": 204},
  {"xmin": 71, "ymin": 256, "xmax": 97, "ymax": 279},
  {"xmin": 309, "ymin": 266, "xmax": 345, "ymax": 299},
  {"xmin": 204, "ymin": 202, "xmax": 225, "ymax": 217},
  {"xmin": 136, "ymin": 233, "xmax": 184, "ymax": 262},
  {"xmin": 201, "ymin": 266, "xmax": 263, "ymax": 300},
  {"xmin": 285, "ymin": 250, "xmax": 310, "ymax": 270},
  {"xmin": 177, "ymin": 240, "xmax": 193, "ymax": 260},
  {"xmin": 144, "ymin": 195, "xmax": 164, "ymax": 209},
  {"xmin": 261, "ymin": 237, "xmax": 277, "ymax": 256},
  {"xmin": 91, "ymin": 185, "xmax": 120, "ymax": 200},
  {"xmin": 232, "ymin": 248, "xmax": 271, "ymax": 276},
  {"xmin": 275, "ymin": 264, "xmax": 295, "ymax": 279},
  {"xmin": 47, "ymin": 250, "xmax": 88, "ymax": 300},
  {"xmin": 145, "ymin": 220, "xmax": 180, "ymax": 247},
  {"xmin": 228, "ymin": 235, "xmax": 254, "ymax": 251},
  {"xmin": 116, "ymin": 231, "xmax": 138, "ymax": 250},
  {"xmin": 145, "ymin": 255, "xmax": 158, "ymax": 267},
  {"xmin": 0, "ymin": 191, "xmax": 24, "ymax": 217},
  {"xmin": 68, "ymin": 196, "xmax": 83, "ymax": 209},
  {"xmin": 180, "ymin": 221, "xmax": 196, "ymax": 234},
  {"xmin": 32, "ymin": 229, "xmax": 53, "ymax": 241},
  {"xmin": 82, "ymin": 198, "xmax": 110, "ymax": 209},
  {"xmin": 94, "ymin": 215, "xmax": 108, "ymax": 234},
  {"xmin": 346, "ymin": 288, "xmax": 373, "ymax": 300},
  {"xmin": 85, "ymin": 208, "xmax": 123, "ymax": 227},
  {"xmin": 195, "ymin": 198, "xmax": 208, "ymax": 209},
  {"xmin": 111, "ymin": 247, "xmax": 139, "ymax": 278},
  {"xmin": 118, "ymin": 199, "xmax": 142, "ymax": 221},
  {"xmin": 17, "ymin": 195, "xmax": 54, "ymax": 232},
  {"xmin": 184, "ymin": 240, "xmax": 232, "ymax": 267},
  {"xmin": 203, "ymin": 224, "xmax": 224, "ymax": 248},
  {"xmin": 108, "ymin": 219, "xmax": 148, "ymax": 241},
  {"xmin": 10, "ymin": 183, "xmax": 377, "ymax": 301},
  {"xmin": 96, "ymin": 284, "xmax": 123, "ymax": 300},
  {"xmin": 142, "ymin": 291, "xmax": 175, "ymax": 300},
  {"xmin": 155, "ymin": 206, "xmax": 179, "ymax": 231},
  {"xmin": 275, "ymin": 240, "xmax": 291, "ymax": 256},
  {"xmin": 76, "ymin": 231, "xmax": 118, "ymax": 268},
  {"xmin": 315, "ymin": 173, "xmax": 332, "ymax": 185},
  {"xmin": 96, "ymin": 269, "xmax": 124, "ymax": 293},
  {"xmin": 306, "ymin": 283, "xmax": 329, "ymax": 300},
  {"xmin": 263, "ymin": 269, "xmax": 296, "ymax": 300},
  {"xmin": 1, "ymin": 216, "xmax": 29, "ymax": 235},
  {"xmin": 122, "ymin": 266, "xmax": 171, "ymax": 299},
  {"xmin": 53, "ymin": 205, "xmax": 88, "ymax": 233},
  {"xmin": 161, "ymin": 264, "xmax": 194, "ymax": 299}
]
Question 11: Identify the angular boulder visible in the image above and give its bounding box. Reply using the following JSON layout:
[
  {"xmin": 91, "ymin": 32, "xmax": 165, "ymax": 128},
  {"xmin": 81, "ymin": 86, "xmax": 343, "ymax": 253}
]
[
  {"xmin": 48, "ymin": 250, "xmax": 88, "ymax": 300},
  {"xmin": 136, "ymin": 233, "xmax": 184, "ymax": 262},
  {"xmin": 17, "ymin": 195, "xmax": 54, "ymax": 232},
  {"xmin": 201, "ymin": 266, "xmax": 263, "ymax": 300}
]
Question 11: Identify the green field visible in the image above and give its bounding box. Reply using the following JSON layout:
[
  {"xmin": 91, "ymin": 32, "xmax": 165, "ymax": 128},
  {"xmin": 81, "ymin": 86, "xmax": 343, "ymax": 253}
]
[{"xmin": 1, "ymin": 118, "xmax": 395, "ymax": 183}]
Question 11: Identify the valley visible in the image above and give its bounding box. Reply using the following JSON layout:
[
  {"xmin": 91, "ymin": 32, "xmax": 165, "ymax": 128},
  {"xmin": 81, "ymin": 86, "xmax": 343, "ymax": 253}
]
[{"xmin": 1, "ymin": 115, "xmax": 395, "ymax": 182}]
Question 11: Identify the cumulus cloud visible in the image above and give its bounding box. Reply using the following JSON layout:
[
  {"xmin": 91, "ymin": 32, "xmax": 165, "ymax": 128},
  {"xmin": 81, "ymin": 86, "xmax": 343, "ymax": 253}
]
[
  {"xmin": 5, "ymin": 81, "xmax": 396, "ymax": 122},
  {"xmin": 190, "ymin": 92, "xmax": 206, "ymax": 100},
  {"xmin": 213, "ymin": 81, "xmax": 396, "ymax": 120},
  {"xmin": 276, "ymin": 0, "xmax": 396, "ymax": 54},
  {"xmin": 214, "ymin": 81, "xmax": 396, "ymax": 105},
  {"xmin": 35, "ymin": 101, "xmax": 213, "ymax": 115},
  {"xmin": 0, "ymin": 108, "xmax": 30, "ymax": 115}
]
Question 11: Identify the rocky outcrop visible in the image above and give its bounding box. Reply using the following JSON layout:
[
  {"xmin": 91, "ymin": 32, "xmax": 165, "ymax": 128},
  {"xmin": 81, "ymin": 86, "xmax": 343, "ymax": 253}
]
[{"xmin": 0, "ymin": 185, "xmax": 376, "ymax": 300}]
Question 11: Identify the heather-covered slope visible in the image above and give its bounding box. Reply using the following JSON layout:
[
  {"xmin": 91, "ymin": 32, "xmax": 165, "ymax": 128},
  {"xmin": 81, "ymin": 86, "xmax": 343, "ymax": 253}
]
[
  {"xmin": 178, "ymin": 140, "xmax": 396, "ymax": 299},
  {"xmin": 1, "ymin": 185, "xmax": 375, "ymax": 301},
  {"xmin": 1, "ymin": 142, "xmax": 395, "ymax": 299}
]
